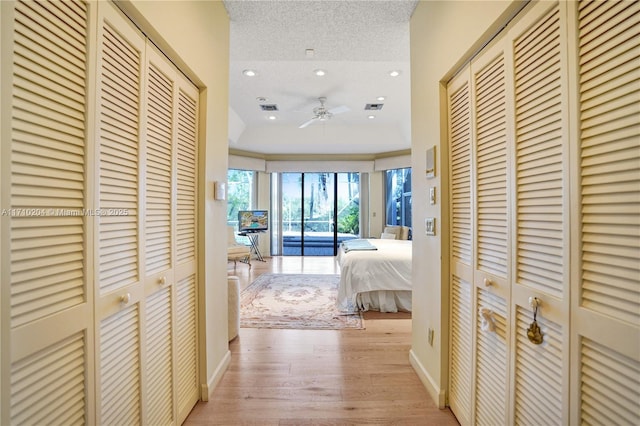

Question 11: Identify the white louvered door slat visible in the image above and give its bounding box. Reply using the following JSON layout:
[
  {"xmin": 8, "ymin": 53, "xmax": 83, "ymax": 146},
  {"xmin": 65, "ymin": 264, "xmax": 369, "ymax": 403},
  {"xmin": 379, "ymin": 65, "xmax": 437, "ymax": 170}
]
[
  {"xmin": 514, "ymin": 307, "xmax": 563, "ymax": 425},
  {"xmin": 572, "ymin": 0, "xmax": 640, "ymax": 423},
  {"xmin": 145, "ymin": 287, "xmax": 174, "ymax": 426},
  {"xmin": 449, "ymin": 276, "xmax": 474, "ymax": 426},
  {"xmin": 99, "ymin": 305, "xmax": 141, "ymax": 425},
  {"xmin": 450, "ymin": 75, "xmax": 473, "ymax": 268},
  {"xmin": 95, "ymin": 3, "xmax": 145, "ymax": 425},
  {"xmin": 475, "ymin": 290, "xmax": 507, "ymax": 426},
  {"xmin": 8, "ymin": 1, "xmax": 91, "ymax": 424},
  {"xmin": 176, "ymin": 273, "xmax": 198, "ymax": 423},
  {"xmin": 145, "ymin": 49, "xmax": 174, "ymax": 277},
  {"xmin": 176, "ymin": 86, "xmax": 198, "ymax": 266},
  {"xmin": 11, "ymin": 332, "xmax": 86, "ymax": 425},
  {"xmin": 97, "ymin": 8, "xmax": 143, "ymax": 297},
  {"xmin": 513, "ymin": 2, "xmax": 566, "ymax": 300},
  {"xmin": 474, "ymin": 51, "xmax": 508, "ymax": 282}
]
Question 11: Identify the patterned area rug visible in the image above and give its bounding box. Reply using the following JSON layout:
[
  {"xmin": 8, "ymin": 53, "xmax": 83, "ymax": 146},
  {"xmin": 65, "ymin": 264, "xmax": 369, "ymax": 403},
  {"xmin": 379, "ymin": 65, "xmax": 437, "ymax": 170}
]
[{"xmin": 240, "ymin": 273, "xmax": 364, "ymax": 330}]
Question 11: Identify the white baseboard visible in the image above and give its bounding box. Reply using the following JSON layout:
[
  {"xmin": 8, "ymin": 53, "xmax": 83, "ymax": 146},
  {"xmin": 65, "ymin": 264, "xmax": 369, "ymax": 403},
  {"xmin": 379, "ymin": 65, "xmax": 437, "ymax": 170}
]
[
  {"xmin": 201, "ymin": 349, "xmax": 231, "ymax": 402},
  {"xmin": 409, "ymin": 349, "xmax": 447, "ymax": 409}
]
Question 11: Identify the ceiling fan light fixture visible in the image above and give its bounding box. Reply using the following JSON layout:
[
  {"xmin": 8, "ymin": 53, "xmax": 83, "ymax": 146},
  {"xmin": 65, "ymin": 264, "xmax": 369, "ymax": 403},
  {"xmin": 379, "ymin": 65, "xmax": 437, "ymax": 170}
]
[
  {"xmin": 242, "ymin": 69, "xmax": 257, "ymax": 77},
  {"xmin": 314, "ymin": 69, "xmax": 326, "ymax": 77}
]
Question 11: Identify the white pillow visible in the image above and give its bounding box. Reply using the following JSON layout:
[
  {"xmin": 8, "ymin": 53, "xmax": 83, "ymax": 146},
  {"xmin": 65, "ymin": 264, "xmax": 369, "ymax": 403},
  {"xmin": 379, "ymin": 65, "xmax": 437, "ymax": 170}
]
[
  {"xmin": 381, "ymin": 232, "xmax": 396, "ymax": 239},
  {"xmin": 383, "ymin": 226, "xmax": 401, "ymax": 239}
]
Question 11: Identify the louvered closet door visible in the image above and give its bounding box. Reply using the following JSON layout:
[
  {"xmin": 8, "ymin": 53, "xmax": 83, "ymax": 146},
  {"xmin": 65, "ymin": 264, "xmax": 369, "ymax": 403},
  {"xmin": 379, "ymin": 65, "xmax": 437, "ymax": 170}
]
[
  {"xmin": 571, "ymin": 0, "xmax": 640, "ymax": 423},
  {"xmin": 144, "ymin": 44, "xmax": 176, "ymax": 426},
  {"xmin": 94, "ymin": 3, "xmax": 145, "ymax": 425},
  {"xmin": 509, "ymin": 2, "xmax": 571, "ymax": 424},
  {"xmin": 469, "ymin": 36, "xmax": 510, "ymax": 426},
  {"xmin": 447, "ymin": 68, "xmax": 474, "ymax": 426},
  {"xmin": 142, "ymin": 43, "xmax": 200, "ymax": 426},
  {"xmin": 6, "ymin": 0, "xmax": 93, "ymax": 424},
  {"xmin": 174, "ymin": 76, "xmax": 200, "ymax": 424}
]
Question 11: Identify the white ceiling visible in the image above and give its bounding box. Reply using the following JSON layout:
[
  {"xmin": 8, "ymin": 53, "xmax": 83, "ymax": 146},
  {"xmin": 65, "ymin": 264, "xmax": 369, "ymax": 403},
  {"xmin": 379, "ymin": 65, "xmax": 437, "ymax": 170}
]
[{"xmin": 223, "ymin": 0, "xmax": 418, "ymax": 156}]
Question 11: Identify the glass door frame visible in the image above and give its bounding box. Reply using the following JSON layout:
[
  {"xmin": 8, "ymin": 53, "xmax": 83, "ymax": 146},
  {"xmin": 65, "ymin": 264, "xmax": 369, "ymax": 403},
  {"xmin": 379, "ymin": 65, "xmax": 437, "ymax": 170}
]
[{"xmin": 271, "ymin": 172, "xmax": 359, "ymax": 256}]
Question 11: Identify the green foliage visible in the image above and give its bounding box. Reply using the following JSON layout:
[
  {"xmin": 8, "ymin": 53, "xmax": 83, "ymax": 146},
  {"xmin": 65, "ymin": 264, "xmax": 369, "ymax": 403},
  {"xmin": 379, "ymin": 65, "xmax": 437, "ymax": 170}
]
[{"xmin": 338, "ymin": 203, "xmax": 359, "ymax": 235}]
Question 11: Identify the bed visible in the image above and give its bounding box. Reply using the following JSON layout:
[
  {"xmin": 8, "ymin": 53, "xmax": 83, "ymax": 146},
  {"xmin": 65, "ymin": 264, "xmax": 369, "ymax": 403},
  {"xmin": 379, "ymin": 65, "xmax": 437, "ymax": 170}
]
[{"xmin": 336, "ymin": 238, "xmax": 412, "ymax": 313}]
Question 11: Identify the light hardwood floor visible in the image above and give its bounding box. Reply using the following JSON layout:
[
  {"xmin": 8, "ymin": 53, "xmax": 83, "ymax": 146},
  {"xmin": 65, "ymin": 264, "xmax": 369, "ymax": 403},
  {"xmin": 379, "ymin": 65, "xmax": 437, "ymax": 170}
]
[{"xmin": 184, "ymin": 256, "xmax": 458, "ymax": 425}]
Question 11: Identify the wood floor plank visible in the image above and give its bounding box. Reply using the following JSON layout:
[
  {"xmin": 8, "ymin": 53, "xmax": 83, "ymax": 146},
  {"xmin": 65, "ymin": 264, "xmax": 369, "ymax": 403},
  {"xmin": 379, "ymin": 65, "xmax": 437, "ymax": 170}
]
[{"xmin": 182, "ymin": 257, "xmax": 459, "ymax": 425}]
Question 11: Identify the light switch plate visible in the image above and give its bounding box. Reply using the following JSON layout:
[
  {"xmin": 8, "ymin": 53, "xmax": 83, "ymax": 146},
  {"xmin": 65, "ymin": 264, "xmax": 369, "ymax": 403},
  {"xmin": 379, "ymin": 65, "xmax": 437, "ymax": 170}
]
[
  {"xmin": 214, "ymin": 181, "xmax": 226, "ymax": 200},
  {"xmin": 425, "ymin": 217, "xmax": 435, "ymax": 236}
]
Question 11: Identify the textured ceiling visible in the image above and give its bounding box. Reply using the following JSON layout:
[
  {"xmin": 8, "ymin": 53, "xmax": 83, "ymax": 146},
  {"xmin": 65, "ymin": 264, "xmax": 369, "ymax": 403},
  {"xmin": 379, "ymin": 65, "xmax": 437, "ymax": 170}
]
[{"xmin": 224, "ymin": 0, "xmax": 418, "ymax": 155}]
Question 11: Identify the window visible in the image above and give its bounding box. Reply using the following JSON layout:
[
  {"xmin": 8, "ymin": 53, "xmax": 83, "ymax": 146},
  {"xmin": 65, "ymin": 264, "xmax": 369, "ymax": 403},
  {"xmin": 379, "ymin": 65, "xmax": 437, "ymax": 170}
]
[
  {"xmin": 385, "ymin": 168, "xmax": 412, "ymax": 228},
  {"xmin": 227, "ymin": 169, "xmax": 256, "ymax": 228}
]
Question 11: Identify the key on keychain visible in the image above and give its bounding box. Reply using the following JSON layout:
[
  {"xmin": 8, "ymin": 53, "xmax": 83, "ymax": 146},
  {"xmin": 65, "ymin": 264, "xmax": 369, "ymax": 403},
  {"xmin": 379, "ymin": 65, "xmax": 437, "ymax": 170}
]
[{"xmin": 527, "ymin": 299, "xmax": 544, "ymax": 345}]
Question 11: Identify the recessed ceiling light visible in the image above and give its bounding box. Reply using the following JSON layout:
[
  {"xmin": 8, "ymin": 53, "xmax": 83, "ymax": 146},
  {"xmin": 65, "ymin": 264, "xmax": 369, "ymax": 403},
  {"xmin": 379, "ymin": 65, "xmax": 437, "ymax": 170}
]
[
  {"xmin": 268, "ymin": 115, "xmax": 277, "ymax": 120},
  {"xmin": 314, "ymin": 69, "xmax": 326, "ymax": 77},
  {"xmin": 377, "ymin": 96, "xmax": 386, "ymax": 101},
  {"xmin": 256, "ymin": 97, "xmax": 268, "ymax": 102},
  {"xmin": 389, "ymin": 70, "xmax": 401, "ymax": 77},
  {"xmin": 243, "ymin": 69, "xmax": 257, "ymax": 77},
  {"xmin": 368, "ymin": 115, "xmax": 375, "ymax": 119}
]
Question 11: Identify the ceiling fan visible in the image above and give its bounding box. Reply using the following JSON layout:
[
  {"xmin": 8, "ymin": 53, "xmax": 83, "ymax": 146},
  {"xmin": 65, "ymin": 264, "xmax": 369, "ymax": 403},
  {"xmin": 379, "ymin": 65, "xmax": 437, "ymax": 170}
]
[{"xmin": 298, "ymin": 97, "xmax": 349, "ymax": 128}]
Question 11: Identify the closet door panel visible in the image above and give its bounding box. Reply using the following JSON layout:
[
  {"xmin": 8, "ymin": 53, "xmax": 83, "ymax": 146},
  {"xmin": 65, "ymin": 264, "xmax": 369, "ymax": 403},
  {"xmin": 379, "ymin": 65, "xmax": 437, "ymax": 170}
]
[
  {"xmin": 470, "ymin": 38, "xmax": 510, "ymax": 426},
  {"xmin": 7, "ymin": 0, "xmax": 92, "ymax": 424},
  {"xmin": 142, "ymin": 44, "xmax": 177, "ymax": 424},
  {"xmin": 510, "ymin": 2, "xmax": 570, "ymax": 424},
  {"xmin": 174, "ymin": 75, "xmax": 200, "ymax": 423},
  {"xmin": 96, "ymin": 3, "xmax": 144, "ymax": 298},
  {"xmin": 573, "ymin": 0, "xmax": 640, "ymax": 423},
  {"xmin": 513, "ymin": 2, "xmax": 566, "ymax": 300},
  {"xmin": 95, "ymin": 3, "xmax": 145, "ymax": 424},
  {"xmin": 448, "ymin": 69, "xmax": 474, "ymax": 426},
  {"xmin": 473, "ymin": 50, "xmax": 509, "ymax": 285}
]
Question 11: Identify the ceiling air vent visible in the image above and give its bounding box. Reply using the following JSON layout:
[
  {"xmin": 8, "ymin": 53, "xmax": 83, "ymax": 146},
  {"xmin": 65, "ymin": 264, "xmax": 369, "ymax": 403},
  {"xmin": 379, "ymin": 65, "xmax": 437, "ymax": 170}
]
[
  {"xmin": 260, "ymin": 104, "xmax": 279, "ymax": 111},
  {"xmin": 365, "ymin": 103, "xmax": 384, "ymax": 110}
]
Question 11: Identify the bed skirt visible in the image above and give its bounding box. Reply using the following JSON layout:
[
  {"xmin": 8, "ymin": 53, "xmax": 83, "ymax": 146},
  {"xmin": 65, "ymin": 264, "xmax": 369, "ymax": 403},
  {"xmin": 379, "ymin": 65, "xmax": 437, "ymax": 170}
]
[{"xmin": 356, "ymin": 290, "xmax": 412, "ymax": 313}]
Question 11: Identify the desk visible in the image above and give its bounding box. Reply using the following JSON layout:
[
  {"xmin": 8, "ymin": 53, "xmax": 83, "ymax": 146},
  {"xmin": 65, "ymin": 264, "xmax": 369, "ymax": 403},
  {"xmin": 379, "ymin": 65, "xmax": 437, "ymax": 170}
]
[{"xmin": 240, "ymin": 231, "xmax": 265, "ymax": 262}]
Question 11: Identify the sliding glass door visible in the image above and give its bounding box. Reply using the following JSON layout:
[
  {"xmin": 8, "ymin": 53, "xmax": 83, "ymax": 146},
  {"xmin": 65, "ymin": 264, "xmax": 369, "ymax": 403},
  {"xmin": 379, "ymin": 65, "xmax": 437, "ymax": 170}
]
[{"xmin": 277, "ymin": 172, "xmax": 359, "ymax": 256}]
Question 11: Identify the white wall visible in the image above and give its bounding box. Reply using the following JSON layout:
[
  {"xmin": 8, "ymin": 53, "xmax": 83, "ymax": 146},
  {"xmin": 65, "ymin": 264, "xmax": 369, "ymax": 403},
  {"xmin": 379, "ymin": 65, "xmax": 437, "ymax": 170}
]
[
  {"xmin": 409, "ymin": 0, "xmax": 523, "ymax": 407},
  {"xmin": 119, "ymin": 0, "xmax": 231, "ymax": 396}
]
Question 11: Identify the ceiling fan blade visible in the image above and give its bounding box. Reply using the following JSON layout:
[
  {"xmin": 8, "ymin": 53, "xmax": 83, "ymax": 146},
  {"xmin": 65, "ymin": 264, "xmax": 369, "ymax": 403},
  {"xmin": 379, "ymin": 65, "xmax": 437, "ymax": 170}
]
[
  {"xmin": 298, "ymin": 117, "xmax": 318, "ymax": 128},
  {"xmin": 328, "ymin": 105, "xmax": 350, "ymax": 115}
]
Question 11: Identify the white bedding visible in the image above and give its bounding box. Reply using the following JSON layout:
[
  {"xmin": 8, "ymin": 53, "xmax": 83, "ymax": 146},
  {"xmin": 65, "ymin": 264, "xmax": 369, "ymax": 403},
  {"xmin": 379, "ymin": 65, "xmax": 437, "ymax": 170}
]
[{"xmin": 336, "ymin": 239, "xmax": 412, "ymax": 313}]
